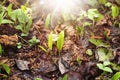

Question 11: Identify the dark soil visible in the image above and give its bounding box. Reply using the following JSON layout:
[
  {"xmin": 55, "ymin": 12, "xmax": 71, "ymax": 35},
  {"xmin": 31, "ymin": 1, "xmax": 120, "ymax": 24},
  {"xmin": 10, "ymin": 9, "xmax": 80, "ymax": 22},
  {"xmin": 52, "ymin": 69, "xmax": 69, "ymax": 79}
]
[{"xmin": 0, "ymin": 0, "xmax": 120, "ymax": 80}]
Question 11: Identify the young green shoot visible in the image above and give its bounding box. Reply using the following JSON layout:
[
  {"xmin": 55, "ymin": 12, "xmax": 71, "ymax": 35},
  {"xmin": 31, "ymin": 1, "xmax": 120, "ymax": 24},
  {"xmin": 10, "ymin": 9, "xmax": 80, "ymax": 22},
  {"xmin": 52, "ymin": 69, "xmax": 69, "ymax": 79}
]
[
  {"xmin": 35, "ymin": 78, "xmax": 43, "ymax": 80},
  {"xmin": 97, "ymin": 61, "xmax": 113, "ymax": 73},
  {"xmin": 45, "ymin": 14, "xmax": 51, "ymax": 28},
  {"xmin": 0, "ymin": 44, "xmax": 3, "ymax": 55},
  {"xmin": 112, "ymin": 72, "xmax": 120, "ymax": 80},
  {"xmin": 48, "ymin": 32, "xmax": 53, "ymax": 50},
  {"xmin": 62, "ymin": 74, "xmax": 68, "ymax": 80},
  {"xmin": 2, "ymin": 64, "xmax": 10, "ymax": 75},
  {"xmin": 39, "ymin": 45, "xmax": 47, "ymax": 52},
  {"xmin": 111, "ymin": 5, "xmax": 119, "ymax": 20},
  {"xmin": 17, "ymin": 42, "xmax": 22, "ymax": 49},
  {"xmin": 57, "ymin": 31, "xmax": 64, "ymax": 53},
  {"xmin": 28, "ymin": 36, "xmax": 40, "ymax": 46},
  {"xmin": 76, "ymin": 56, "xmax": 82, "ymax": 64},
  {"xmin": 7, "ymin": 4, "xmax": 12, "ymax": 16},
  {"xmin": 86, "ymin": 49, "xmax": 93, "ymax": 56}
]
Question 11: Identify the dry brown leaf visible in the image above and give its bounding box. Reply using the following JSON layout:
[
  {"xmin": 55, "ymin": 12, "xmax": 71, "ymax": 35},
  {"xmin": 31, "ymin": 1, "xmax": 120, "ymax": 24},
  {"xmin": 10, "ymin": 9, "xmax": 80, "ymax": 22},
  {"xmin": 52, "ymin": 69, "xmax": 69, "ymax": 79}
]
[{"xmin": 0, "ymin": 34, "xmax": 18, "ymax": 46}]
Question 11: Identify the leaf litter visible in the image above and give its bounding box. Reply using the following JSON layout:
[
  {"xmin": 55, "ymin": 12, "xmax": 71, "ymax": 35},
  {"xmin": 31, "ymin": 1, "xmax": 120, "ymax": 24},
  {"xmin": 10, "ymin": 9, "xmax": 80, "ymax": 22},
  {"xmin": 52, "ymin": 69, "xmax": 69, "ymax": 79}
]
[{"xmin": 0, "ymin": 0, "xmax": 120, "ymax": 80}]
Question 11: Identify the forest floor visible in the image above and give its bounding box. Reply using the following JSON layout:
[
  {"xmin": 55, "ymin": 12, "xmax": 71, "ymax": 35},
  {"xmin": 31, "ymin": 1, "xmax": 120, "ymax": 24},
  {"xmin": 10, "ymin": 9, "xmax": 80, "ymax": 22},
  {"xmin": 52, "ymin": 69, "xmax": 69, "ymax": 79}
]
[{"xmin": 0, "ymin": 0, "xmax": 120, "ymax": 80}]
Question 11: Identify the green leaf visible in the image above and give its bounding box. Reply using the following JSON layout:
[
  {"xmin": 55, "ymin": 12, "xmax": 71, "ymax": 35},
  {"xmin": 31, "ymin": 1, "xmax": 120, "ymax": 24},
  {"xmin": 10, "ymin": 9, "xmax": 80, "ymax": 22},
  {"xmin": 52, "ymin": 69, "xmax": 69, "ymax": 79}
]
[
  {"xmin": 89, "ymin": 38, "xmax": 109, "ymax": 47},
  {"xmin": 17, "ymin": 10, "xmax": 28, "ymax": 23},
  {"xmin": 0, "ymin": 44, "xmax": 3, "ymax": 55},
  {"xmin": 35, "ymin": 78, "xmax": 42, "ymax": 80},
  {"xmin": 28, "ymin": 36, "xmax": 40, "ymax": 46},
  {"xmin": 88, "ymin": 9, "xmax": 98, "ymax": 20},
  {"xmin": 45, "ymin": 14, "xmax": 51, "ymax": 28},
  {"xmin": 39, "ymin": 46, "xmax": 47, "ymax": 52},
  {"xmin": 0, "ymin": 11, "xmax": 4, "ymax": 25},
  {"xmin": 97, "ymin": 48, "xmax": 111, "ymax": 61},
  {"xmin": 103, "ymin": 67, "xmax": 113, "ymax": 73},
  {"xmin": 2, "ymin": 64, "xmax": 10, "ymax": 74},
  {"xmin": 76, "ymin": 56, "xmax": 81, "ymax": 64},
  {"xmin": 87, "ymin": 9, "xmax": 103, "ymax": 21},
  {"xmin": 119, "ymin": 23, "xmax": 120, "ymax": 28},
  {"xmin": 97, "ymin": 63, "xmax": 104, "ymax": 70},
  {"xmin": 15, "ymin": 25, "xmax": 22, "ymax": 30},
  {"xmin": 2, "ymin": 19, "xmax": 13, "ymax": 24},
  {"xmin": 62, "ymin": 74, "xmax": 68, "ymax": 80},
  {"xmin": 111, "ymin": 5, "xmax": 119, "ymax": 19},
  {"xmin": 11, "ymin": 9, "xmax": 20, "ymax": 21},
  {"xmin": 98, "ymin": 0, "xmax": 107, "ymax": 4},
  {"xmin": 97, "ymin": 63, "xmax": 113, "ymax": 73},
  {"xmin": 112, "ymin": 72, "xmax": 120, "ymax": 80},
  {"xmin": 7, "ymin": 4, "xmax": 12, "ymax": 16},
  {"xmin": 86, "ymin": 49, "xmax": 93, "ymax": 56},
  {"xmin": 17, "ymin": 42, "xmax": 22, "ymax": 49},
  {"xmin": 105, "ymin": 2, "xmax": 112, "ymax": 7},
  {"xmin": 76, "ymin": 26, "xmax": 84, "ymax": 36},
  {"xmin": 103, "ymin": 61, "xmax": 111, "ymax": 66},
  {"xmin": 111, "ymin": 62, "xmax": 120, "ymax": 71},
  {"xmin": 57, "ymin": 31, "xmax": 64, "ymax": 53},
  {"xmin": 48, "ymin": 32, "xmax": 53, "ymax": 50}
]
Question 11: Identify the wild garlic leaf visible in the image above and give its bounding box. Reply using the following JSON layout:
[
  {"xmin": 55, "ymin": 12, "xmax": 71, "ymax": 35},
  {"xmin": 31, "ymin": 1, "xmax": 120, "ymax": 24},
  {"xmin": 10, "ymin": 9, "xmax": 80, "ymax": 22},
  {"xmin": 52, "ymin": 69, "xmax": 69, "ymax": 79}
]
[
  {"xmin": 2, "ymin": 19, "xmax": 13, "ymax": 24},
  {"xmin": 57, "ymin": 31, "xmax": 64, "ymax": 53},
  {"xmin": 7, "ymin": 4, "xmax": 12, "ymax": 16},
  {"xmin": 86, "ymin": 49, "xmax": 93, "ymax": 56},
  {"xmin": 2, "ymin": 64, "xmax": 10, "ymax": 74},
  {"xmin": 39, "ymin": 46, "xmax": 47, "ymax": 52},
  {"xmin": 111, "ymin": 5, "xmax": 119, "ymax": 19},
  {"xmin": 87, "ymin": 9, "xmax": 103, "ymax": 22},
  {"xmin": 28, "ymin": 36, "xmax": 40, "ymax": 46},
  {"xmin": 98, "ymin": 0, "xmax": 107, "ymax": 4},
  {"xmin": 48, "ymin": 32, "xmax": 53, "ymax": 50},
  {"xmin": 97, "ymin": 48, "xmax": 112, "ymax": 61},
  {"xmin": 76, "ymin": 26, "xmax": 84, "ymax": 36},
  {"xmin": 112, "ymin": 72, "xmax": 120, "ymax": 80},
  {"xmin": 103, "ymin": 61, "xmax": 111, "ymax": 66},
  {"xmin": 62, "ymin": 74, "xmax": 68, "ymax": 80},
  {"xmin": 97, "ymin": 63, "xmax": 104, "ymax": 70},
  {"xmin": 103, "ymin": 67, "xmax": 113, "ymax": 73},
  {"xmin": 0, "ymin": 44, "xmax": 3, "ymax": 55},
  {"xmin": 45, "ymin": 14, "xmax": 51, "ymax": 28},
  {"xmin": 89, "ymin": 38, "xmax": 109, "ymax": 47},
  {"xmin": 35, "ymin": 78, "xmax": 42, "ymax": 80},
  {"xmin": 0, "ymin": 11, "xmax": 4, "ymax": 25}
]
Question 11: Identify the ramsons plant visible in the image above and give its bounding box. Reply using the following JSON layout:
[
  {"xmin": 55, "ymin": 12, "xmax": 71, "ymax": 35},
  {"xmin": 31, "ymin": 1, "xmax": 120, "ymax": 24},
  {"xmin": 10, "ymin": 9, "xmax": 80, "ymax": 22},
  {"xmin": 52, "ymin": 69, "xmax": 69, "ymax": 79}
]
[
  {"xmin": 57, "ymin": 31, "xmax": 64, "ymax": 53},
  {"xmin": 39, "ymin": 31, "xmax": 64, "ymax": 55},
  {"xmin": 2, "ymin": 64, "xmax": 10, "ymax": 75},
  {"xmin": 48, "ymin": 32, "xmax": 53, "ymax": 50},
  {"xmin": 97, "ymin": 61, "xmax": 113, "ymax": 73},
  {"xmin": 28, "ymin": 36, "xmax": 40, "ymax": 46},
  {"xmin": 0, "ymin": 4, "xmax": 13, "ymax": 25},
  {"xmin": 7, "ymin": 4, "xmax": 32, "ymax": 36}
]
